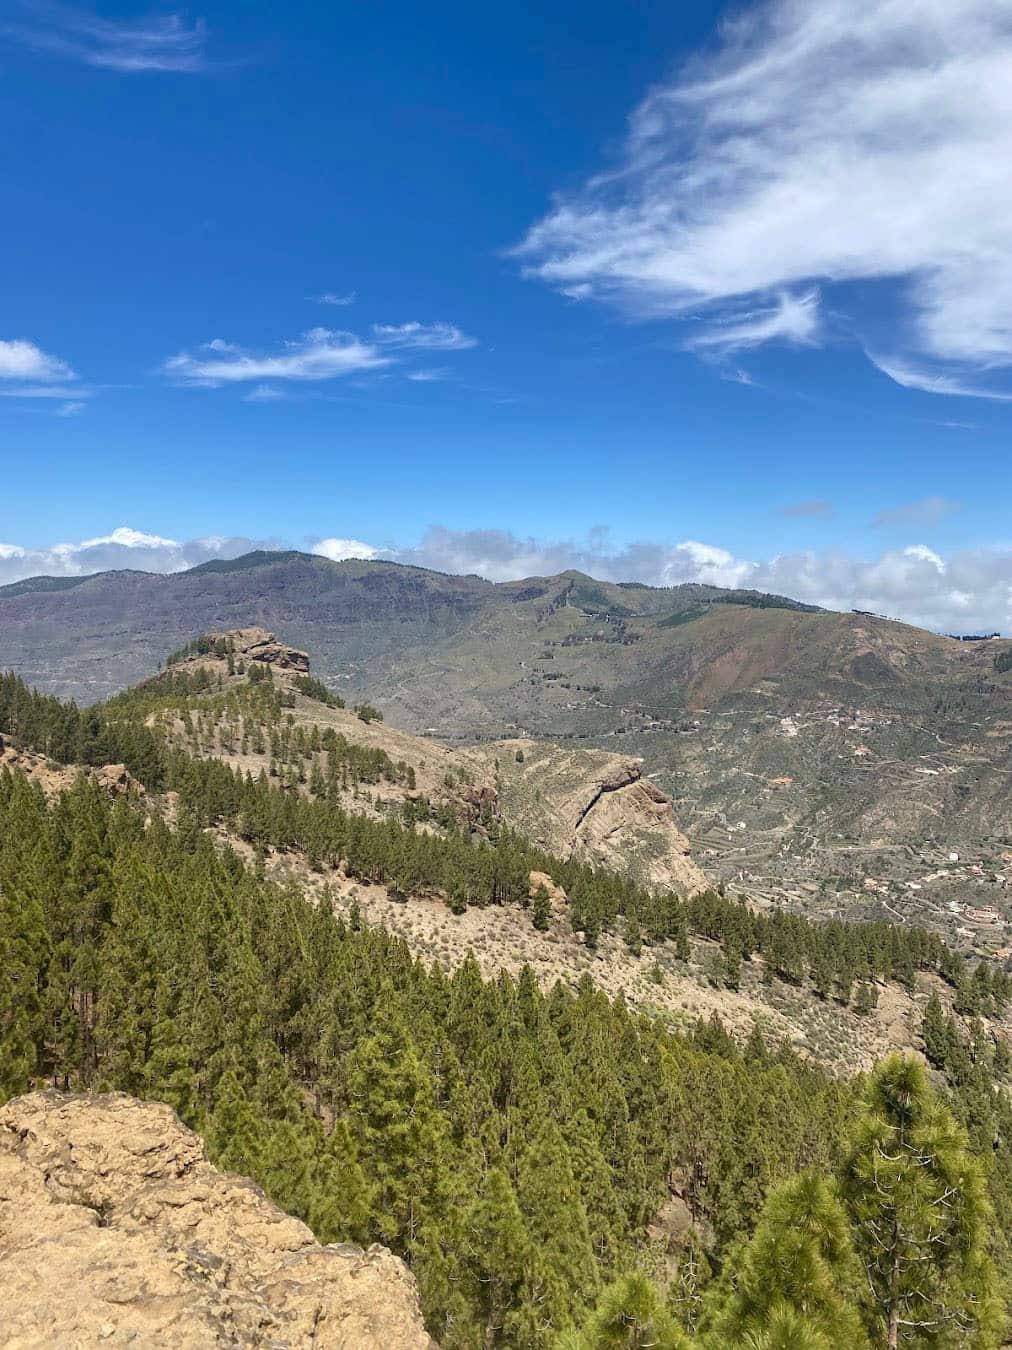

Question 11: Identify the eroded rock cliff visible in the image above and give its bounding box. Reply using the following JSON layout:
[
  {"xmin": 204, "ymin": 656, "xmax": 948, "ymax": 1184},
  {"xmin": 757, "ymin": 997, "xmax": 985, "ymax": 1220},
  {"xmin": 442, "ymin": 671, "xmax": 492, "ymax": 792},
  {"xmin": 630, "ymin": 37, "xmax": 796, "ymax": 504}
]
[{"xmin": 479, "ymin": 740, "xmax": 708, "ymax": 894}]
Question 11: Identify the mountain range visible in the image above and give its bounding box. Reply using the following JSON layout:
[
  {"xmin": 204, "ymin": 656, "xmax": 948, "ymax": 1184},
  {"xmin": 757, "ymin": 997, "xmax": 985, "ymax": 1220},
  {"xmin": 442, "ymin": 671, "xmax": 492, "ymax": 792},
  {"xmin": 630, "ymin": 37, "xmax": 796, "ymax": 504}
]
[{"xmin": 2, "ymin": 549, "xmax": 1011, "ymax": 943}]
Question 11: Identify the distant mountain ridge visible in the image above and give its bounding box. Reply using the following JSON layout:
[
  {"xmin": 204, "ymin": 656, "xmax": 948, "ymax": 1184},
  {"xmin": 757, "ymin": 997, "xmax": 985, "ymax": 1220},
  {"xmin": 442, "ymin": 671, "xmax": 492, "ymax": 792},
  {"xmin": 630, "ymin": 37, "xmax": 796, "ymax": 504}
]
[
  {"xmin": 0, "ymin": 549, "xmax": 822, "ymax": 703},
  {"xmin": 0, "ymin": 546, "xmax": 823, "ymax": 608},
  {"xmin": 2, "ymin": 548, "xmax": 1011, "ymax": 936}
]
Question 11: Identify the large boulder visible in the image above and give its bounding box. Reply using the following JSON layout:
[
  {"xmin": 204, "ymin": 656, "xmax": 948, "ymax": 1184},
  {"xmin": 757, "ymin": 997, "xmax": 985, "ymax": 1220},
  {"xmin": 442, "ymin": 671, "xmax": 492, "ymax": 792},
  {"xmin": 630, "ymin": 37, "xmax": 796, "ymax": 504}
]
[{"xmin": 0, "ymin": 1091, "xmax": 435, "ymax": 1348}]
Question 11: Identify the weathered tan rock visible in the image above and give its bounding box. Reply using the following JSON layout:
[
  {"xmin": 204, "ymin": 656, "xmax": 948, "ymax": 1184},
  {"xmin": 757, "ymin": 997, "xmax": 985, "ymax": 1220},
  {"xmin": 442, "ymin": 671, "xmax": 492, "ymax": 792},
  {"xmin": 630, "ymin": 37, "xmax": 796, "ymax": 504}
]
[
  {"xmin": 0, "ymin": 747, "xmax": 144, "ymax": 803},
  {"xmin": 210, "ymin": 627, "xmax": 310, "ymax": 673},
  {"xmin": 0, "ymin": 1092, "xmax": 435, "ymax": 1349},
  {"xmin": 528, "ymin": 870, "xmax": 568, "ymax": 912},
  {"xmin": 92, "ymin": 763, "xmax": 143, "ymax": 797}
]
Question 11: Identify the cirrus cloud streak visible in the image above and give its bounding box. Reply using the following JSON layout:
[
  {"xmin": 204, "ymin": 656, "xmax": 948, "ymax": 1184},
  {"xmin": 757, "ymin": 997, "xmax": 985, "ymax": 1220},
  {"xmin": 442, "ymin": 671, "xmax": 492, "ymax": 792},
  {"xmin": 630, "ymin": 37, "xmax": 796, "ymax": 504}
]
[
  {"xmin": 516, "ymin": 0, "xmax": 1012, "ymax": 398},
  {"xmin": 2, "ymin": 2, "xmax": 213, "ymax": 73},
  {"xmin": 162, "ymin": 328, "xmax": 391, "ymax": 386}
]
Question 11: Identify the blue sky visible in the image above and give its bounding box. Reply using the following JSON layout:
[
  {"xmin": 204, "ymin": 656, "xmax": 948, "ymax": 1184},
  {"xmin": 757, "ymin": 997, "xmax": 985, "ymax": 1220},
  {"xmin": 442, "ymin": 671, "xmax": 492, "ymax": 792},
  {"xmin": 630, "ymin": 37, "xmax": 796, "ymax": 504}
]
[{"xmin": 2, "ymin": 0, "xmax": 1011, "ymax": 630}]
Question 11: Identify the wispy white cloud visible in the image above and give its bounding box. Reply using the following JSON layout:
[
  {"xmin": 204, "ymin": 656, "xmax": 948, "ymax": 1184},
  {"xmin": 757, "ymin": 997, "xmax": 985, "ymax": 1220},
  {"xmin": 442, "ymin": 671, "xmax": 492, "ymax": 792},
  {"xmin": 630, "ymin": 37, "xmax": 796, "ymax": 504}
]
[
  {"xmin": 872, "ymin": 496, "xmax": 961, "ymax": 528},
  {"xmin": 164, "ymin": 320, "xmax": 479, "ymax": 389},
  {"xmin": 688, "ymin": 289, "xmax": 820, "ymax": 352},
  {"xmin": 313, "ymin": 291, "xmax": 356, "ymax": 307},
  {"xmin": 372, "ymin": 321, "xmax": 478, "ymax": 351},
  {"xmin": 78, "ymin": 526, "xmax": 178, "ymax": 551},
  {"xmin": 719, "ymin": 366, "xmax": 759, "ymax": 388},
  {"xmin": 0, "ymin": 527, "xmax": 276, "ymax": 586},
  {"xmin": 867, "ymin": 354, "xmax": 1012, "ymax": 402},
  {"xmin": 0, "ymin": 338, "xmax": 75, "ymax": 382},
  {"xmin": 162, "ymin": 327, "xmax": 390, "ymax": 386},
  {"xmin": 311, "ymin": 537, "xmax": 378, "ymax": 563},
  {"xmin": 406, "ymin": 367, "xmax": 449, "ymax": 383},
  {"xmin": 2, "ymin": 2, "xmax": 213, "ymax": 72},
  {"xmin": 516, "ymin": 0, "xmax": 1012, "ymax": 398},
  {"xmin": 0, "ymin": 384, "xmax": 94, "ymax": 401},
  {"xmin": 0, "ymin": 337, "xmax": 89, "ymax": 411}
]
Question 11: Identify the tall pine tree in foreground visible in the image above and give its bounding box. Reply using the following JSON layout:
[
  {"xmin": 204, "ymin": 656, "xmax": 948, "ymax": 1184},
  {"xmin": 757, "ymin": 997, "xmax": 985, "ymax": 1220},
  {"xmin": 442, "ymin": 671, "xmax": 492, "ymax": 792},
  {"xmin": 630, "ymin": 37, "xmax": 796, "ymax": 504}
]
[
  {"xmin": 560, "ymin": 1273, "xmax": 690, "ymax": 1350},
  {"xmin": 842, "ymin": 1055, "xmax": 1000, "ymax": 1350},
  {"xmin": 702, "ymin": 1172, "xmax": 867, "ymax": 1349}
]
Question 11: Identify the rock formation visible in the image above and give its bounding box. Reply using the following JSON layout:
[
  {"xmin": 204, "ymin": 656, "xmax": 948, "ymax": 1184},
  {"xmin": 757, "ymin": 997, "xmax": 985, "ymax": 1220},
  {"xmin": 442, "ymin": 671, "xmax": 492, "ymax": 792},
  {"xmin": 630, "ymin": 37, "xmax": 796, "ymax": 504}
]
[
  {"xmin": 0, "ymin": 1091, "xmax": 434, "ymax": 1348},
  {"xmin": 0, "ymin": 743, "xmax": 143, "ymax": 802},
  {"xmin": 170, "ymin": 628, "xmax": 311, "ymax": 675},
  {"xmin": 484, "ymin": 741, "xmax": 708, "ymax": 894},
  {"xmin": 218, "ymin": 628, "xmax": 310, "ymax": 673}
]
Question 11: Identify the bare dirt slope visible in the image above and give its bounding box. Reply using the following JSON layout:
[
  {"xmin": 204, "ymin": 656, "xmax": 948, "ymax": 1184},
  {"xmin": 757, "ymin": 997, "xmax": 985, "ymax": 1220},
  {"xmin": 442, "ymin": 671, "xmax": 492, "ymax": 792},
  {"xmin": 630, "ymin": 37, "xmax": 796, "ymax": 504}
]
[
  {"xmin": 0, "ymin": 1091, "xmax": 434, "ymax": 1349},
  {"xmin": 258, "ymin": 841, "xmax": 959, "ymax": 1078}
]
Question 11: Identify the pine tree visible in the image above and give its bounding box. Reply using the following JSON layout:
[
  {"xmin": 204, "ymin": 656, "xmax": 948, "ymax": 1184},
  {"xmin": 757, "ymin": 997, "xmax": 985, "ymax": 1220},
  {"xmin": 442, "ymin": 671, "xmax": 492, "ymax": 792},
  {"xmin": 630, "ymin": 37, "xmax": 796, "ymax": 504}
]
[
  {"xmin": 260, "ymin": 1118, "xmax": 314, "ymax": 1220},
  {"xmin": 514, "ymin": 1118, "xmax": 599, "ymax": 1344},
  {"xmin": 532, "ymin": 884, "xmax": 551, "ymax": 932},
  {"xmin": 920, "ymin": 992, "xmax": 950, "ymax": 1068},
  {"xmin": 208, "ymin": 1068, "xmax": 265, "ymax": 1178},
  {"xmin": 309, "ymin": 1119, "xmax": 375, "ymax": 1245},
  {"xmin": 0, "ymin": 879, "xmax": 49, "ymax": 1100},
  {"xmin": 723, "ymin": 937, "xmax": 742, "ymax": 992},
  {"xmin": 842, "ymin": 1055, "xmax": 1001, "ymax": 1349},
  {"xmin": 459, "ymin": 1166, "xmax": 530, "ymax": 1349},
  {"xmin": 703, "ymin": 1172, "xmax": 867, "ymax": 1349},
  {"xmin": 144, "ymin": 987, "xmax": 198, "ymax": 1124},
  {"xmin": 736, "ymin": 1304, "xmax": 833, "ymax": 1350},
  {"xmin": 345, "ymin": 1005, "xmax": 449, "ymax": 1249},
  {"xmin": 668, "ymin": 1229, "xmax": 712, "ymax": 1336},
  {"xmin": 560, "ymin": 1273, "xmax": 690, "ymax": 1349},
  {"xmin": 853, "ymin": 983, "xmax": 877, "ymax": 1017}
]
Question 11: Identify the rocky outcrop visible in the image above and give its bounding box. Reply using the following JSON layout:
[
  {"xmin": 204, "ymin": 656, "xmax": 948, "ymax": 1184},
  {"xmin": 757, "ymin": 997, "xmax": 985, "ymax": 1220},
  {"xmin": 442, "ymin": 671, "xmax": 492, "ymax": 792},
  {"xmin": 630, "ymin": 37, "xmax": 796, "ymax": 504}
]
[
  {"xmin": 0, "ymin": 746, "xmax": 143, "ymax": 802},
  {"xmin": 528, "ymin": 870, "xmax": 568, "ymax": 912},
  {"xmin": 0, "ymin": 1092, "xmax": 434, "ymax": 1349},
  {"xmin": 206, "ymin": 627, "xmax": 310, "ymax": 673},
  {"xmin": 159, "ymin": 626, "xmax": 710, "ymax": 895},
  {"xmin": 484, "ymin": 742, "xmax": 708, "ymax": 895},
  {"xmin": 91, "ymin": 762, "xmax": 144, "ymax": 797}
]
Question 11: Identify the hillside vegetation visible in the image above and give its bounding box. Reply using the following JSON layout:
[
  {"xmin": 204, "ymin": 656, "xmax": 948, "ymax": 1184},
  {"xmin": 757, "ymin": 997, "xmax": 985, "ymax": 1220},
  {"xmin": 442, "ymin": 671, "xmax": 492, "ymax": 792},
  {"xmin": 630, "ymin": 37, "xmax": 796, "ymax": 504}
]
[
  {"xmin": 2, "ymin": 552, "xmax": 1010, "ymax": 942},
  {"xmin": 3, "ymin": 631, "xmax": 1012, "ymax": 1345}
]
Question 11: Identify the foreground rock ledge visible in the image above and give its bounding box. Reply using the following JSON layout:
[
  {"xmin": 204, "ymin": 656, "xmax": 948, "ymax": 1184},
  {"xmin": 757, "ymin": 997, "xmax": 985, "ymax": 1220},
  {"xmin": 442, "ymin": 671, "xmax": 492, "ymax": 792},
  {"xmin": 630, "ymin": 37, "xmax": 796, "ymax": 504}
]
[{"xmin": 0, "ymin": 1091, "xmax": 435, "ymax": 1349}]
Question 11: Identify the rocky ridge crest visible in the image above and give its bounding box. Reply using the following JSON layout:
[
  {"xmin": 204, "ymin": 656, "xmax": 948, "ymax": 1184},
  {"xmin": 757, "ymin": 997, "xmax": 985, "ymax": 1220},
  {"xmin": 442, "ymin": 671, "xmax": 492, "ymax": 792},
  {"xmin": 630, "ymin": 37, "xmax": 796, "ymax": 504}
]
[{"xmin": 160, "ymin": 628, "xmax": 708, "ymax": 896}]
